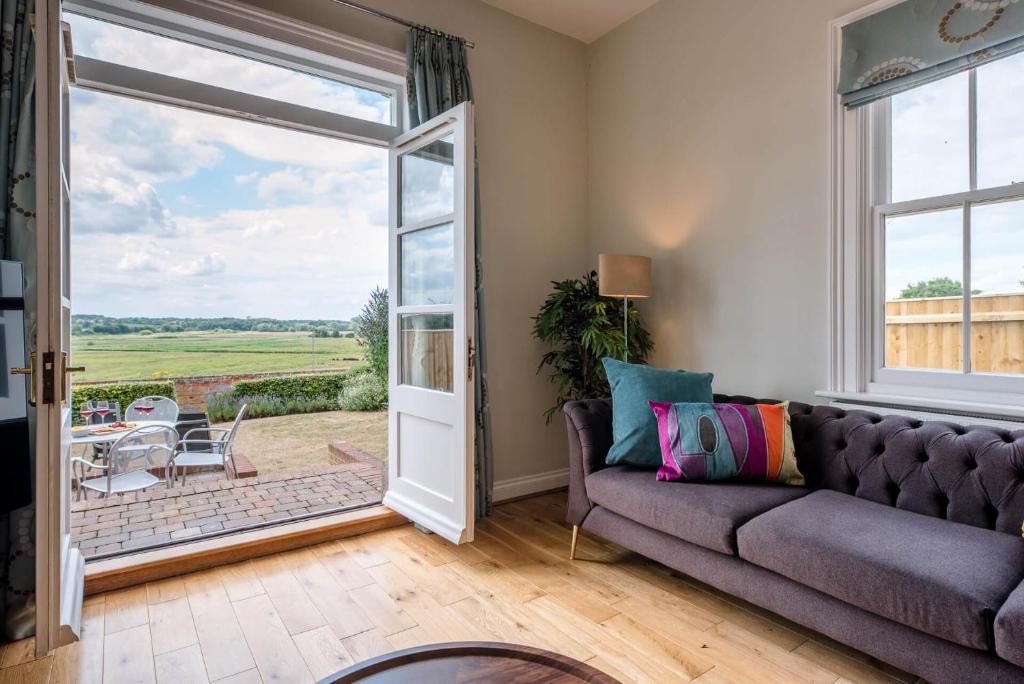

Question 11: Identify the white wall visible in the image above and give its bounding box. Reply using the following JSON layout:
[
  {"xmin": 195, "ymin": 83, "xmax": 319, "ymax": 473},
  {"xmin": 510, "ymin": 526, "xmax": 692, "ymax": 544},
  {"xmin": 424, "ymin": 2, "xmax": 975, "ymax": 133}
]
[
  {"xmin": 587, "ymin": 0, "xmax": 868, "ymax": 402},
  {"xmin": 231, "ymin": 0, "xmax": 590, "ymax": 492}
]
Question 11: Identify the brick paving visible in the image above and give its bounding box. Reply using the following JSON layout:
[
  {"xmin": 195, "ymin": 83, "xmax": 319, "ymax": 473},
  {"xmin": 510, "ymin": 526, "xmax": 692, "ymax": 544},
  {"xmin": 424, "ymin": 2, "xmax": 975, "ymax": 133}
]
[{"xmin": 70, "ymin": 460, "xmax": 384, "ymax": 557}]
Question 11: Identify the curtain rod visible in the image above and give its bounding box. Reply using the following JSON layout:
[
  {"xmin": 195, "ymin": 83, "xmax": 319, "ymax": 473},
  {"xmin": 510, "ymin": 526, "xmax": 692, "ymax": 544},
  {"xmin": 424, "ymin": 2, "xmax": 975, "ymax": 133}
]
[{"xmin": 327, "ymin": 0, "xmax": 476, "ymax": 48}]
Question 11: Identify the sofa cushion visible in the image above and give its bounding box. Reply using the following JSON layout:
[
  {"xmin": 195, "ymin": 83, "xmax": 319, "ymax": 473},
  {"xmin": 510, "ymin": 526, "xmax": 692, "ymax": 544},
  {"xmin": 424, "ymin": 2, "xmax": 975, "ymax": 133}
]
[
  {"xmin": 649, "ymin": 400, "xmax": 804, "ymax": 485},
  {"xmin": 602, "ymin": 358, "xmax": 714, "ymax": 467},
  {"xmin": 585, "ymin": 466, "xmax": 809, "ymax": 555},
  {"xmin": 737, "ymin": 489, "xmax": 1024, "ymax": 650},
  {"xmin": 995, "ymin": 581, "xmax": 1024, "ymax": 668}
]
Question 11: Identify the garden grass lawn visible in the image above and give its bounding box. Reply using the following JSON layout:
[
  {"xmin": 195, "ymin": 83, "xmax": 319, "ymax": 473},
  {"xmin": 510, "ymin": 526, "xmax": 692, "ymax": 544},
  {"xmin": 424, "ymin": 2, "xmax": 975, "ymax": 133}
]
[
  {"xmin": 72, "ymin": 331, "xmax": 364, "ymax": 382},
  {"xmin": 220, "ymin": 409, "xmax": 387, "ymax": 474}
]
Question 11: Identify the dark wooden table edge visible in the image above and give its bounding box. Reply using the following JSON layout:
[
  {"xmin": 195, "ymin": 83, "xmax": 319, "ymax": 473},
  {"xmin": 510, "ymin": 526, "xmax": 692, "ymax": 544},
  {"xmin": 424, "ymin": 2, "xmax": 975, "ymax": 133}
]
[{"xmin": 317, "ymin": 641, "xmax": 620, "ymax": 683}]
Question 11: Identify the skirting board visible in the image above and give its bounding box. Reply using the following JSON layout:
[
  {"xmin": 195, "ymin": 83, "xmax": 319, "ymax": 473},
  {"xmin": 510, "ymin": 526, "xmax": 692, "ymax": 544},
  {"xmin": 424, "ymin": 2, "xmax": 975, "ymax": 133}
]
[{"xmin": 493, "ymin": 468, "xmax": 568, "ymax": 502}]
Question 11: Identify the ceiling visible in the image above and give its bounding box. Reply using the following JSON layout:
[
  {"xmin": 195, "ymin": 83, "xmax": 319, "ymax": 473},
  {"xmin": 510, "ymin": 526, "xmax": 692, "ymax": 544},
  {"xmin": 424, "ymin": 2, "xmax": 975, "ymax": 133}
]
[{"xmin": 479, "ymin": 0, "xmax": 660, "ymax": 44}]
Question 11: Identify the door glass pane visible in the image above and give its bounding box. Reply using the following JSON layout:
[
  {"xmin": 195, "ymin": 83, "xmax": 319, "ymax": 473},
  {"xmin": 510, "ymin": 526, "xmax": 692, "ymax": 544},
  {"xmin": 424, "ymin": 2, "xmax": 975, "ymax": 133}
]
[
  {"xmin": 65, "ymin": 13, "xmax": 393, "ymax": 124},
  {"xmin": 890, "ymin": 72, "xmax": 969, "ymax": 202},
  {"xmin": 400, "ymin": 135, "xmax": 454, "ymax": 225},
  {"xmin": 970, "ymin": 199, "xmax": 1024, "ymax": 375},
  {"xmin": 401, "ymin": 223, "xmax": 454, "ymax": 306},
  {"xmin": 977, "ymin": 51, "xmax": 1024, "ymax": 190},
  {"xmin": 885, "ymin": 208, "xmax": 964, "ymax": 371},
  {"xmin": 400, "ymin": 314, "xmax": 453, "ymax": 392}
]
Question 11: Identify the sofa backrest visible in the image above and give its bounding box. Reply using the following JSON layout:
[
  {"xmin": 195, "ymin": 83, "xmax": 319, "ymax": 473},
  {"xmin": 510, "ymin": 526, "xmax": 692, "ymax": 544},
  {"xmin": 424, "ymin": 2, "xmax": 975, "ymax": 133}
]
[{"xmin": 716, "ymin": 394, "xmax": 1024, "ymax": 536}]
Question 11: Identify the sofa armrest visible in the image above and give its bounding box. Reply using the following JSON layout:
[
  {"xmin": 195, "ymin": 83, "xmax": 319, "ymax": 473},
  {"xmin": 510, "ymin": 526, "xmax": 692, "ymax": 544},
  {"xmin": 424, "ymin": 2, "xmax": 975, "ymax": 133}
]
[
  {"xmin": 563, "ymin": 399, "xmax": 613, "ymax": 526},
  {"xmin": 996, "ymin": 579, "xmax": 1024, "ymax": 668}
]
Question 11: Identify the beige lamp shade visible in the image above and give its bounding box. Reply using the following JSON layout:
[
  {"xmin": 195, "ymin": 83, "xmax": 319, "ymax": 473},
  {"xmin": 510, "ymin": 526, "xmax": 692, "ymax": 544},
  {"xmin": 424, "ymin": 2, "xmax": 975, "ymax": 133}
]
[{"xmin": 598, "ymin": 254, "xmax": 652, "ymax": 298}]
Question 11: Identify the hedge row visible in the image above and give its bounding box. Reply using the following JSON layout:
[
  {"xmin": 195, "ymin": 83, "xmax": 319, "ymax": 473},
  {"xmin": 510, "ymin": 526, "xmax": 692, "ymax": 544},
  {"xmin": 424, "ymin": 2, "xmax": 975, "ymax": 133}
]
[
  {"xmin": 206, "ymin": 394, "xmax": 340, "ymax": 423},
  {"xmin": 231, "ymin": 372, "xmax": 353, "ymax": 402},
  {"xmin": 71, "ymin": 382, "xmax": 176, "ymax": 422}
]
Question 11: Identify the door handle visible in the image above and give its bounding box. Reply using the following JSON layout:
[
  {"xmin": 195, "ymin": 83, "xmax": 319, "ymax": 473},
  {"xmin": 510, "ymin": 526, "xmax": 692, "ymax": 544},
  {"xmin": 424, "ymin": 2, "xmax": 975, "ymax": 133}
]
[
  {"xmin": 10, "ymin": 351, "xmax": 37, "ymax": 405},
  {"xmin": 60, "ymin": 352, "xmax": 85, "ymax": 405}
]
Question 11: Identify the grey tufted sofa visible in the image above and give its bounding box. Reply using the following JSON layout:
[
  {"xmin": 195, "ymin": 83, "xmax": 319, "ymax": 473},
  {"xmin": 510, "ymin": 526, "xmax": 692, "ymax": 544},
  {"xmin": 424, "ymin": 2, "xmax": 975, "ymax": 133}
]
[{"xmin": 564, "ymin": 395, "xmax": 1024, "ymax": 683}]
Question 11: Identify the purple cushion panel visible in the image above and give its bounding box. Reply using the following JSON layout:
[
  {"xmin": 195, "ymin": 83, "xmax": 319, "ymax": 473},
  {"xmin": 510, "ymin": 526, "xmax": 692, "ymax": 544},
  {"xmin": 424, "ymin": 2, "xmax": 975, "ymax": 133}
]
[
  {"xmin": 584, "ymin": 466, "xmax": 809, "ymax": 555},
  {"xmin": 737, "ymin": 490, "xmax": 1024, "ymax": 650}
]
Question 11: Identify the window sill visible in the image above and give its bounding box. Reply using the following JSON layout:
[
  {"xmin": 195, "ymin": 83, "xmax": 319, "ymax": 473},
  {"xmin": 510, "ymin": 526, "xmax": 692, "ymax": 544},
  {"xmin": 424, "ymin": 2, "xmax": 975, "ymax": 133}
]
[{"xmin": 814, "ymin": 390, "xmax": 1024, "ymax": 423}]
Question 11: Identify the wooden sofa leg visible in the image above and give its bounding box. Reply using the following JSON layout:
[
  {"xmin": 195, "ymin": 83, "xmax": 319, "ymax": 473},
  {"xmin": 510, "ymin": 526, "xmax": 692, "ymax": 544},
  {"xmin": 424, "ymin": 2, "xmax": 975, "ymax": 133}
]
[{"xmin": 569, "ymin": 525, "xmax": 579, "ymax": 560}]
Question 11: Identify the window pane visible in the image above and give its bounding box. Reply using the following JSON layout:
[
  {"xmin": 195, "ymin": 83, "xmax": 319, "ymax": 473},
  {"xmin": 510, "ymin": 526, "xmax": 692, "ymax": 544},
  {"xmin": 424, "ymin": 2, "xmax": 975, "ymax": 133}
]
[
  {"xmin": 891, "ymin": 72, "xmax": 969, "ymax": 202},
  {"xmin": 977, "ymin": 51, "xmax": 1024, "ymax": 189},
  {"xmin": 885, "ymin": 208, "xmax": 964, "ymax": 371},
  {"xmin": 970, "ymin": 199, "xmax": 1024, "ymax": 375},
  {"xmin": 400, "ymin": 314, "xmax": 453, "ymax": 391},
  {"xmin": 400, "ymin": 136, "xmax": 455, "ymax": 225},
  {"xmin": 66, "ymin": 13, "xmax": 393, "ymax": 124},
  {"xmin": 401, "ymin": 223, "xmax": 454, "ymax": 306}
]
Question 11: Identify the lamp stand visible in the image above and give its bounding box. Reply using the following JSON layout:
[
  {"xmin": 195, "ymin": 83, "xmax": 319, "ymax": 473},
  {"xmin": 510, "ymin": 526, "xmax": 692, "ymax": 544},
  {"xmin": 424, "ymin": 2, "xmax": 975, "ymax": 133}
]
[{"xmin": 622, "ymin": 296, "xmax": 629, "ymax": 363}]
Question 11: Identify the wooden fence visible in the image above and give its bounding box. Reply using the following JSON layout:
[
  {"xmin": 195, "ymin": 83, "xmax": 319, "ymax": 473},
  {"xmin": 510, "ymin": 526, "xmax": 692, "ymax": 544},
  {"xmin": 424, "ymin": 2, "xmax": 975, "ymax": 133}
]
[
  {"xmin": 401, "ymin": 329, "xmax": 454, "ymax": 392},
  {"xmin": 885, "ymin": 293, "xmax": 1024, "ymax": 373}
]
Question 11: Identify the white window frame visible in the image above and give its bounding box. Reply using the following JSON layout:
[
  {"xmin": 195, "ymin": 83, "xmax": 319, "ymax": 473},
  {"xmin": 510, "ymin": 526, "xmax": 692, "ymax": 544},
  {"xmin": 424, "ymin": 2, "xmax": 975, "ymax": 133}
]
[
  {"xmin": 65, "ymin": 0, "xmax": 408, "ymax": 143},
  {"xmin": 824, "ymin": 0, "xmax": 1024, "ymax": 419}
]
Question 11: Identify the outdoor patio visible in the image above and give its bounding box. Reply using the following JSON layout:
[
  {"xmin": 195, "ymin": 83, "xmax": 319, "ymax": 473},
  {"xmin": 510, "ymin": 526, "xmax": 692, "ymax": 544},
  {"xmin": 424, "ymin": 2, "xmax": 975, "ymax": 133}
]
[{"xmin": 71, "ymin": 455, "xmax": 384, "ymax": 556}]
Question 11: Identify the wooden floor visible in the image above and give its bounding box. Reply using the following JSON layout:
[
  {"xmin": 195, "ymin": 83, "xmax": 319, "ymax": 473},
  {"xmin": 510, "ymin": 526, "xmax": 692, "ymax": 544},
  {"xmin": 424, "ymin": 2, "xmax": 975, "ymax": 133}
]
[{"xmin": 0, "ymin": 493, "xmax": 915, "ymax": 684}]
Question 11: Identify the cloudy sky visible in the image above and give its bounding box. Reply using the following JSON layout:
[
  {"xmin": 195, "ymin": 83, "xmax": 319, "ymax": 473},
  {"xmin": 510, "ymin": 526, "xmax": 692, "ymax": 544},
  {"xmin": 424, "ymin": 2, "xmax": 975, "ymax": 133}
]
[
  {"xmin": 67, "ymin": 14, "xmax": 391, "ymax": 320},
  {"xmin": 887, "ymin": 51, "xmax": 1024, "ymax": 299}
]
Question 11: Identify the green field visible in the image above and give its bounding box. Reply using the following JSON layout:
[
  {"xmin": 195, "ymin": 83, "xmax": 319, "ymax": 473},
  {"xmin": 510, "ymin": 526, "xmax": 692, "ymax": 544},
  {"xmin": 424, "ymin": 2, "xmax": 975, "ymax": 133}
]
[{"xmin": 72, "ymin": 331, "xmax": 365, "ymax": 383}]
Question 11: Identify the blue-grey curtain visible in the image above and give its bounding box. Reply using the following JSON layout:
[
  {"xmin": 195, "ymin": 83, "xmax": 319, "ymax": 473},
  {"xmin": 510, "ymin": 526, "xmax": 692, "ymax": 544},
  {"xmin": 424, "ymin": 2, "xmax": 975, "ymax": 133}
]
[
  {"xmin": 406, "ymin": 29, "xmax": 493, "ymax": 517},
  {"xmin": 0, "ymin": 0, "xmax": 37, "ymax": 642},
  {"xmin": 839, "ymin": 0, "xmax": 1024, "ymax": 107}
]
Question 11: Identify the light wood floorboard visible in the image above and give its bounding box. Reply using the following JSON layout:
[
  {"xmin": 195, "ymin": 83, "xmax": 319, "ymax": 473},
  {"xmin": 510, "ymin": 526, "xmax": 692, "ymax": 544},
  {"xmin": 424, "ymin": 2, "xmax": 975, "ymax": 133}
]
[{"xmin": 0, "ymin": 493, "xmax": 915, "ymax": 683}]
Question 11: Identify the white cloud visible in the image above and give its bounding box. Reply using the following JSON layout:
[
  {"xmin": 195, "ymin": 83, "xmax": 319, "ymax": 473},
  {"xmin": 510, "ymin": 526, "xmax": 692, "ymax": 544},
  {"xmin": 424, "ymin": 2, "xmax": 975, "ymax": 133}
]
[
  {"xmin": 172, "ymin": 253, "xmax": 227, "ymax": 277},
  {"xmin": 242, "ymin": 219, "xmax": 286, "ymax": 238},
  {"xmin": 114, "ymin": 242, "xmax": 226, "ymax": 278},
  {"xmin": 116, "ymin": 248, "xmax": 164, "ymax": 273},
  {"xmin": 73, "ymin": 177, "xmax": 179, "ymax": 235},
  {"xmin": 257, "ymin": 170, "xmax": 312, "ymax": 203}
]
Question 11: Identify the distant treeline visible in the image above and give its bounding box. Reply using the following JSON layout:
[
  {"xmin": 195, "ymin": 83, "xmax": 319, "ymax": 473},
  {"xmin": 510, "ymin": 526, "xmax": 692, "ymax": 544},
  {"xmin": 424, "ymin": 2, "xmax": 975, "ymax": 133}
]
[{"xmin": 72, "ymin": 315, "xmax": 354, "ymax": 337}]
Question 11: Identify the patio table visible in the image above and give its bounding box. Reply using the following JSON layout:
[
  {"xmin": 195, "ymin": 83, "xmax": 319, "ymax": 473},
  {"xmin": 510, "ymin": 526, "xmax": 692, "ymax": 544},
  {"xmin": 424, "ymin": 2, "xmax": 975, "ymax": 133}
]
[{"xmin": 71, "ymin": 420, "xmax": 178, "ymax": 447}]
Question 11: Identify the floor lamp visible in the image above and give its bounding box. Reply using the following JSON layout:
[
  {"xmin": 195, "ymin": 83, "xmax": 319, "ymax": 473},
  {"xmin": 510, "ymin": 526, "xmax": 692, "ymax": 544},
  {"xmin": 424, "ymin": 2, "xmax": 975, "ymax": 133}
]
[{"xmin": 598, "ymin": 254, "xmax": 652, "ymax": 362}]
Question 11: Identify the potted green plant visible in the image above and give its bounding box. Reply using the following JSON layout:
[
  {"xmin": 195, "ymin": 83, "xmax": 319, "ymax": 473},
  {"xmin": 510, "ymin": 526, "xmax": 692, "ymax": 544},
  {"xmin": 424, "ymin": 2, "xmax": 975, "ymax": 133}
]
[{"xmin": 532, "ymin": 270, "xmax": 654, "ymax": 422}]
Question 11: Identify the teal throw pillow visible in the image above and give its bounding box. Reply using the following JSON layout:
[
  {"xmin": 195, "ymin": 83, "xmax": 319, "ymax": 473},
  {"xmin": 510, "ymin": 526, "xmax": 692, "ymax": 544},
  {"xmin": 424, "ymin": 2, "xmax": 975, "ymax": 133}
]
[{"xmin": 603, "ymin": 358, "xmax": 714, "ymax": 467}]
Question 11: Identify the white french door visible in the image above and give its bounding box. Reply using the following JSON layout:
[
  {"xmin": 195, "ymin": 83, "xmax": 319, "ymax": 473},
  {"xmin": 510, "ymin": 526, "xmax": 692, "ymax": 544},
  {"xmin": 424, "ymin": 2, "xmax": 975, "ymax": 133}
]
[
  {"xmin": 384, "ymin": 102, "xmax": 475, "ymax": 544},
  {"xmin": 34, "ymin": 0, "xmax": 85, "ymax": 655}
]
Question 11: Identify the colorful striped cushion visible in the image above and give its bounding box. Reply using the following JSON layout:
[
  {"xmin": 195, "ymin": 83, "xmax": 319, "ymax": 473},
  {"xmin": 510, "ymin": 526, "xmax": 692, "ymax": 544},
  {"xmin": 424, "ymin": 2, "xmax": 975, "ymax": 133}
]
[{"xmin": 648, "ymin": 401, "xmax": 804, "ymax": 486}]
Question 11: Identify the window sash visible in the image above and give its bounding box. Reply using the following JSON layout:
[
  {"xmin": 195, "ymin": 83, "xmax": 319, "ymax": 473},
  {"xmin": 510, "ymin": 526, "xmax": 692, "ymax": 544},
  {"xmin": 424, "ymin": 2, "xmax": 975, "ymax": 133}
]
[
  {"xmin": 74, "ymin": 56, "xmax": 402, "ymax": 146},
  {"xmin": 65, "ymin": 0, "xmax": 407, "ymax": 138},
  {"xmin": 870, "ymin": 178, "xmax": 1024, "ymax": 395},
  {"xmin": 869, "ymin": 62, "xmax": 1024, "ymax": 395}
]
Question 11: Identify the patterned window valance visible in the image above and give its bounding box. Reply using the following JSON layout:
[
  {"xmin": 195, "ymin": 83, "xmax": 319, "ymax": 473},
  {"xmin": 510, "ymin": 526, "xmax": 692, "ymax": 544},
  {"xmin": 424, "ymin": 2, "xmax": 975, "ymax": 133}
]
[{"xmin": 839, "ymin": 0, "xmax": 1024, "ymax": 107}]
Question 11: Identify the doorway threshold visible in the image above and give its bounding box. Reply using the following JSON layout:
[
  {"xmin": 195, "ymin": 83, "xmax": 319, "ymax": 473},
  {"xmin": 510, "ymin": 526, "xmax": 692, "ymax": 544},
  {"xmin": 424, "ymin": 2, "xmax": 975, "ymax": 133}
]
[{"xmin": 84, "ymin": 504, "xmax": 406, "ymax": 595}]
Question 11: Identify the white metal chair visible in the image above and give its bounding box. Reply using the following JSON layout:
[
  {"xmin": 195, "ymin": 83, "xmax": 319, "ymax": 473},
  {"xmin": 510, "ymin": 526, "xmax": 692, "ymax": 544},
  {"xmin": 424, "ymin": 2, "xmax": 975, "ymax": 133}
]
[
  {"xmin": 169, "ymin": 404, "xmax": 247, "ymax": 485},
  {"xmin": 125, "ymin": 396, "xmax": 180, "ymax": 422},
  {"xmin": 72, "ymin": 424, "xmax": 178, "ymax": 500}
]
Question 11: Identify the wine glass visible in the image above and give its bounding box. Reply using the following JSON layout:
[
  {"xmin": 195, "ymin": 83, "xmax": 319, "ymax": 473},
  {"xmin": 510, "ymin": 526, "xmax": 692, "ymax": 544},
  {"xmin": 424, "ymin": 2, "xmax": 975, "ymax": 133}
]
[
  {"xmin": 94, "ymin": 400, "xmax": 111, "ymax": 423},
  {"xmin": 79, "ymin": 401, "xmax": 95, "ymax": 425},
  {"xmin": 136, "ymin": 398, "xmax": 154, "ymax": 417}
]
